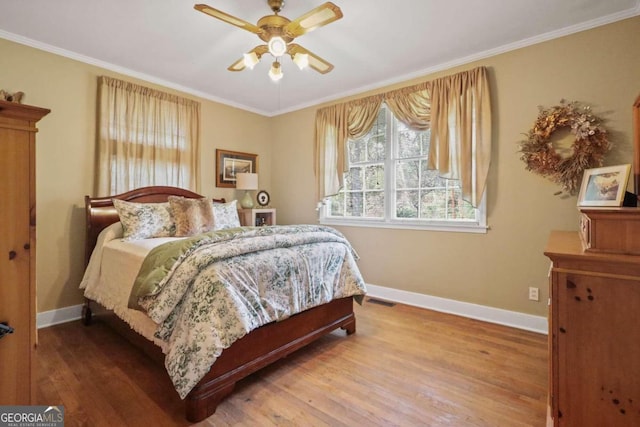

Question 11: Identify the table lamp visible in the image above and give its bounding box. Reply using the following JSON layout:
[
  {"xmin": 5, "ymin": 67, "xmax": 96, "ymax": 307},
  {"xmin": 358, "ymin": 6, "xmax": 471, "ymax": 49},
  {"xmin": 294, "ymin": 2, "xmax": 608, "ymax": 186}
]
[{"xmin": 236, "ymin": 173, "xmax": 258, "ymax": 209}]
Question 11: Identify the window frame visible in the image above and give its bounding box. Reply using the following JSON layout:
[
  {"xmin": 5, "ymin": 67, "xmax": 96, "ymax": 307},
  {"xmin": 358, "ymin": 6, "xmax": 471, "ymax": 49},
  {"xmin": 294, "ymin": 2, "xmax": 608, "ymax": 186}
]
[{"xmin": 319, "ymin": 106, "xmax": 488, "ymax": 233}]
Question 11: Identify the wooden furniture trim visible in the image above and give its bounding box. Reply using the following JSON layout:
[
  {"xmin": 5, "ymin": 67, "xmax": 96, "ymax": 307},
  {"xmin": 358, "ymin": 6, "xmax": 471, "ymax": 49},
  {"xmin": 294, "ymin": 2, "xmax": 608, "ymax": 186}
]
[
  {"xmin": 84, "ymin": 186, "xmax": 356, "ymax": 422},
  {"xmin": 0, "ymin": 99, "xmax": 51, "ymax": 122}
]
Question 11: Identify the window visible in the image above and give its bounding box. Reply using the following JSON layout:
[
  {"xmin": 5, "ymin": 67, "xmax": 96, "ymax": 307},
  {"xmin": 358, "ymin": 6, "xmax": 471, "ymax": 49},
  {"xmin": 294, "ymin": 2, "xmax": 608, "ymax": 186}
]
[{"xmin": 321, "ymin": 105, "xmax": 486, "ymax": 232}]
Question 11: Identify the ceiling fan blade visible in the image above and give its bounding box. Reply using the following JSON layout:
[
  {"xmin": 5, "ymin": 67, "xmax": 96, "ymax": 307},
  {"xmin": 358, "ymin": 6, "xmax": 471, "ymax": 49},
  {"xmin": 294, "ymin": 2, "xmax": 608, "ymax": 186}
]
[
  {"xmin": 194, "ymin": 4, "xmax": 263, "ymax": 35},
  {"xmin": 287, "ymin": 44, "xmax": 334, "ymax": 74},
  {"xmin": 284, "ymin": 2, "xmax": 343, "ymax": 38},
  {"xmin": 228, "ymin": 57, "xmax": 247, "ymax": 72},
  {"xmin": 228, "ymin": 45, "xmax": 269, "ymax": 72}
]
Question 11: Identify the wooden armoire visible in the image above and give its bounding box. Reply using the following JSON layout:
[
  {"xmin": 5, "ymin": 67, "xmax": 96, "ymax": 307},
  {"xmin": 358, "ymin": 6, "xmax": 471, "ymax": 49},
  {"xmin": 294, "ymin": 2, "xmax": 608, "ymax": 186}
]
[{"xmin": 0, "ymin": 100, "xmax": 50, "ymax": 404}]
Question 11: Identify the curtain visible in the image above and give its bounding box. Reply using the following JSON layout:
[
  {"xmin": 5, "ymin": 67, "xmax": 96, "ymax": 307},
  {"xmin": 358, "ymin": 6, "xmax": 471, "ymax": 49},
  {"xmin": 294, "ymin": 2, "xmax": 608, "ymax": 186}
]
[
  {"xmin": 314, "ymin": 95, "xmax": 383, "ymax": 199},
  {"xmin": 429, "ymin": 67, "xmax": 491, "ymax": 207},
  {"xmin": 97, "ymin": 76, "xmax": 201, "ymax": 195},
  {"xmin": 314, "ymin": 66, "xmax": 491, "ymax": 207},
  {"xmin": 384, "ymin": 81, "xmax": 431, "ymax": 131}
]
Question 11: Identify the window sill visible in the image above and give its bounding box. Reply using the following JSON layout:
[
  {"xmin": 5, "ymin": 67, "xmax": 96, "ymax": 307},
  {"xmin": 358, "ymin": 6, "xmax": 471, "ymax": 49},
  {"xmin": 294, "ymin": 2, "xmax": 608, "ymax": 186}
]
[{"xmin": 319, "ymin": 217, "xmax": 488, "ymax": 234}]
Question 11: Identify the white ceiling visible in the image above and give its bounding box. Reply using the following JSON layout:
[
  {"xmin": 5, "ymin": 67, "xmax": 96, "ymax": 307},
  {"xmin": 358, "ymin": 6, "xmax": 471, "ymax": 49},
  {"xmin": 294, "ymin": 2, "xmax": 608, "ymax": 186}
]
[{"xmin": 1, "ymin": 0, "xmax": 639, "ymax": 116}]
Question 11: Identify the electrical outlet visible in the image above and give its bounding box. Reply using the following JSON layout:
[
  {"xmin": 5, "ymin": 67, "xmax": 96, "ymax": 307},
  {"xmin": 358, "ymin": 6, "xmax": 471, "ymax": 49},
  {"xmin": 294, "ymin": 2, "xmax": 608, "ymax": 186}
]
[{"xmin": 528, "ymin": 287, "xmax": 540, "ymax": 301}]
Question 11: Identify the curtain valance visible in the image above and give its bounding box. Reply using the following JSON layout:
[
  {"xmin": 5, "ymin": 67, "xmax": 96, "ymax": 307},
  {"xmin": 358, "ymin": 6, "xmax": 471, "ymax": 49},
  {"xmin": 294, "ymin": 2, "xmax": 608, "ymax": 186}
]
[{"xmin": 314, "ymin": 66, "xmax": 491, "ymax": 207}]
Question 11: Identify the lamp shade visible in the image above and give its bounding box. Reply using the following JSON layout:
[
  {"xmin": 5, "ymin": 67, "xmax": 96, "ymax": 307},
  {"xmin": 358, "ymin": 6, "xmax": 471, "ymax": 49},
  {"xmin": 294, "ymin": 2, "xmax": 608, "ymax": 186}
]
[
  {"xmin": 268, "ymin": 62, "xmax": 283, "ymax": 82},
  {"xmin": 236, "ymin": 173, "xmax": 258, "ymax": 190}
]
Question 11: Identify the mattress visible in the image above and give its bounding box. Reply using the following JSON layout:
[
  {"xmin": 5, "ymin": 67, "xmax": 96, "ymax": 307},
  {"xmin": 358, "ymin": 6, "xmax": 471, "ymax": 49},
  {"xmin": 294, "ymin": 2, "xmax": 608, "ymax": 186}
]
[{"xmin": 80, "ymin": 222, "xmax": 180, "ymax": 352}]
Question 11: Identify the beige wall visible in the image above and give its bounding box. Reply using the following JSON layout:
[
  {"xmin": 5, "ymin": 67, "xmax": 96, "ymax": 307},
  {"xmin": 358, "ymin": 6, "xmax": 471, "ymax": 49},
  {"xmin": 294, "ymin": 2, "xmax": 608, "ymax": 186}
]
[
  {"xmin": 0, "ymin": 37, "xmax": 272, "ymax": 312},
  {"xmin": 271, "ymin": 16, "xmax": 640, "ymax": 317},
  {"xmin": 1, "ymin": 15, "xmax": 639, "ymax": 318}
]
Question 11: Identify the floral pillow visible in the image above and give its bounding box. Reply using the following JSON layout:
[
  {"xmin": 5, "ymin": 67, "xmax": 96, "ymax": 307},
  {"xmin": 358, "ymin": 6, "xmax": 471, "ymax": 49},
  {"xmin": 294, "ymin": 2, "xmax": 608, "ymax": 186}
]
[
  {"xmin": 168, "ymin": 196, "xmax": 215, "ymax": 237},
  {"xmin": 113, "ymin": 199, "xmax": 175, "ymax": 241},
  {"xmin": 212, "ymin": 200, "xmax": 241, "ymax": 230}
]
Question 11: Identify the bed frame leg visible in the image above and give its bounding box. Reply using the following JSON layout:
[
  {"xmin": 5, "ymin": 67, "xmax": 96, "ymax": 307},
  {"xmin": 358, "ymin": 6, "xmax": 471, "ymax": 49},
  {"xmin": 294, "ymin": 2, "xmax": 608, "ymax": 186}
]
[
  {"xmin": 341, "ymin": 315, "xmax": 356, "ymax": 335},
  {"xmin": 186, "ymin": 382, "xmax": 235, "ymax": 422},
  {"xmin": 82, "ymin": 299, "xmax": 93, "ymax": 326}
]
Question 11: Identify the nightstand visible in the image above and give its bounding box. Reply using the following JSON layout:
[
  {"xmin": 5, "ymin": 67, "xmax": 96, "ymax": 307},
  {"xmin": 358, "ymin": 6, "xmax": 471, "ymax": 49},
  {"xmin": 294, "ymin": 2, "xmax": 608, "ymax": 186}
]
[{"xmin": 238, "ymin": 208, "xmax": 276, "ymax": 226}]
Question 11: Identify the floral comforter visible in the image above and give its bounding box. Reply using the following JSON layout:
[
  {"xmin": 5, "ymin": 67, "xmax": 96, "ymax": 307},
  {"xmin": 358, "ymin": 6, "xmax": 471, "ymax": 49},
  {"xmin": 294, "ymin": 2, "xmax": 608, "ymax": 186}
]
[{"xmin": 128, "ymin": 225, "xmax": 366, "ymax": 399}]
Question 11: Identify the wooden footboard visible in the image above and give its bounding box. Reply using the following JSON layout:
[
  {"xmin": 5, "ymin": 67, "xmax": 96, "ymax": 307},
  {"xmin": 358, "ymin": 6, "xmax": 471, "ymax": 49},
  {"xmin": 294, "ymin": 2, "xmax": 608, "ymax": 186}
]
[{"xmin": 185, "ymin": 297, "xmax": 355, "ymax": 422}]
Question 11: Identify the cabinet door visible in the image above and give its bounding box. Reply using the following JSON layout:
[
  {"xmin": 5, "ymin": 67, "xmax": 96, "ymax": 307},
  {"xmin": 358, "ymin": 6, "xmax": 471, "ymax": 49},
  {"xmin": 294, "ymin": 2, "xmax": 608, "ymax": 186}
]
[
  {"xmin": 555, "ymin": 272, "xmax": 640, "ymax": 426},
  {"xmin": 0, "ymin": 127, "xmax": 33, "ymax": 404}
]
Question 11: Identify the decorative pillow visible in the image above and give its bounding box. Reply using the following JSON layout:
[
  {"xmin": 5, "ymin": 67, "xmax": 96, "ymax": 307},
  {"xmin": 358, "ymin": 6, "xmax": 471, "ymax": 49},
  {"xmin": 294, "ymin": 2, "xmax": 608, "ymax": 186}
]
[
  {"xmin": 113, "ymin": 199, "xmax": 175, "ymax": 241},
  {"xmin": 212, "ymin": 200, "xmax": 241, "ymax": 230},
  {"xmin": 168, "ymin": 196, "xmax": 215, "ymax": 237}
]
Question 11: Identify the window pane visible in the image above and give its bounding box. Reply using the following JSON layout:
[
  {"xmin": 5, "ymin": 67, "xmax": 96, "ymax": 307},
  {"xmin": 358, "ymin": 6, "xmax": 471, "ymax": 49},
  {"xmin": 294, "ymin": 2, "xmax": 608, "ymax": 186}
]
[
  {"xmin": 365, "ymin": 191, "xmax": 384, "ymax": 217},
  {"xmin": 396, "ymin": 159, "xmax": 419, "ymax": 189},
  {"xmin": 421, "ymin": 167, "xmax": 446, "ymax": 188},
  {"xmin": 346, "ymin": 192, "xmax": 363, "ymax": 217},
  {"xmin": 349, "ymin": 138, "xmax": 366, "ymax": 163},
  {"xmin": 397, "ymin": 124, "xmax": 430, "ymax": 158},
  {"xmin": 366, "ymin": 109, "xmax": 386, "ymax": 162},
  {"xmin": 330, "ymin": 193, "xmax": 345, "ymax": 216},
  {"xmin": 421, "ymin": 189, "xmax": 447, "ymax": 219},
  {"xmin": 365, "ymin": 165, "xmax": 384, "ymax": 190},
  {"xmin": 396, "ymin": 190, "xmax": 419, "ymax": 218},
  {"xmin": 346, "ymin": 167, "xmax": 363, "ymax": 190},
  {"xmin": 367, "ymin": 135, "xmax": 385, "ymax": 162},
  {"xmin": 445, "ymin": 187, "xmax": 476, "ymax": 220},
  {"xmin": 397, "ymin": 127, "xmax": 422, "ymax": 158},
  {"xmin": 458, "ymin": 201, "xmax": 476, "ymax": 219}
]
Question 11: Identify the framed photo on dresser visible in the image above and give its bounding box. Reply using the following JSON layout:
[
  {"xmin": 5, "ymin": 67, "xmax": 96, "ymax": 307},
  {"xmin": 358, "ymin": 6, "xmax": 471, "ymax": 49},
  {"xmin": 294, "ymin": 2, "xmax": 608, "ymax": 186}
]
[{"xmin": 577, "ymin": 164, "xmax": 631, "ymax": 207}]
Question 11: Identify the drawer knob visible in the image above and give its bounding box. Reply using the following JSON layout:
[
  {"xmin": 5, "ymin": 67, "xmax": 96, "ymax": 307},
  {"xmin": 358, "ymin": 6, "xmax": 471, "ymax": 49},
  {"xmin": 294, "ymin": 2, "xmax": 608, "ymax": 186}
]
[{"xmin": 8, "ymin": 250, "xmax": 16, "ymax": 260}]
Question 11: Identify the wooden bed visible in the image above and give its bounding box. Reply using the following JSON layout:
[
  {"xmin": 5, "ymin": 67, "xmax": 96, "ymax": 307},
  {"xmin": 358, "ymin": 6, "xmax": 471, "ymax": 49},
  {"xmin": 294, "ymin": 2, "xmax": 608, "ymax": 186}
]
[{"xmin": 82, "ymin": 185, "xmax": 357, "ymax": 422}]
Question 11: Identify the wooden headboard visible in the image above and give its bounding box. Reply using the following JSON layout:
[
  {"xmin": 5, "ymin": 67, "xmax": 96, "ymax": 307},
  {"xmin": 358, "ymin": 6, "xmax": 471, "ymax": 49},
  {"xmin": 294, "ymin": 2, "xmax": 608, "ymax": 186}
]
[{"xmin": 85, "ymin": 186, "xmax": 226, "ymax": 265}]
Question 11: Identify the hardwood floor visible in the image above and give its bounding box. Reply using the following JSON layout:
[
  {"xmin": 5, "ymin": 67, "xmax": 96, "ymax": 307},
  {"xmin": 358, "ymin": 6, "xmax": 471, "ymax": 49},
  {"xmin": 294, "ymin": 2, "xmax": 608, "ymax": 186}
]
[{"xmin": 35, "ymin": 300, "xmax": 548, "ymax": 426}]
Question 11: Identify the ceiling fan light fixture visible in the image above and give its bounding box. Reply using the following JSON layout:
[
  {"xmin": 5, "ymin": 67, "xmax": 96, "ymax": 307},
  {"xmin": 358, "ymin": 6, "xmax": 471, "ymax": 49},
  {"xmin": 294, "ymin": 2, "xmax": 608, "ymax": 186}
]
[
  {"xmin": 195, "ymin": 2, "xmax": 343, "ymax": 78},
  {"xmin": 293, "ymin": 52, "xmax": 309, "ymax": 70},
  {"xmin": 243, "ymin": 52, "xmax": 260, "ymax": 69},
  {"xmin": 268, "ymin": 36, "xmax": 287, "ymax": 57},
  {"xmin": 268, "ymin": 61, "xmax": 283, "ymax": 82}
]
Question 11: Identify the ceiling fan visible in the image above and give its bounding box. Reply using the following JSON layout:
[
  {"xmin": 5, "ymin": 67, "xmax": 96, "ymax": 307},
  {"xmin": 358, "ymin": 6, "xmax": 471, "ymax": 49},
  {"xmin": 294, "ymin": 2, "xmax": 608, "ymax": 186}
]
[{"xmin": 194, "ymin": 1, "xmax": 343, "ymax": 81}]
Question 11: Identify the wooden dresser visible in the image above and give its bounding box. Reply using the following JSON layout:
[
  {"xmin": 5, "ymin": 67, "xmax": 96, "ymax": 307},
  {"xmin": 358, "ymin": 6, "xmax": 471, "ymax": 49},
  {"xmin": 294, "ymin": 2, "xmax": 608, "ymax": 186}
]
[
  {"xmin": 545, "ymin": 211, "xmax": 640, "ymax": 426},
  {"xmin": 0, "ymin": 100, "xmax": 50, "ymax": 404}
]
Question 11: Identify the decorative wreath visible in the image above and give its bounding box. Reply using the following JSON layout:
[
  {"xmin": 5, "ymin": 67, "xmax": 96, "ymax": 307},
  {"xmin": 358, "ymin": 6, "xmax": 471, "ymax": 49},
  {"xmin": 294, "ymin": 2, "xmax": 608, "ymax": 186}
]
[{"xmin": 519, "ymin": 100, "xmax": 611, "ymax": 195}]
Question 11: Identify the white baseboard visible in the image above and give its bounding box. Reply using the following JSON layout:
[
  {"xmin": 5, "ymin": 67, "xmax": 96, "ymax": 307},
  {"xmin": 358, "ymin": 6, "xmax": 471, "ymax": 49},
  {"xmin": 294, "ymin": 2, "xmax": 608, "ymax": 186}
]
[
  {"xmin": 37, "ymin": 304, "xmax": 83, "ymax": 329},
  {"xmin": 37, "ymin": 287, "xmax": 548, "ymax": 334},
  {"xmin": 365, "ymin": 284, "xmax": 548, "ymax": 334}
]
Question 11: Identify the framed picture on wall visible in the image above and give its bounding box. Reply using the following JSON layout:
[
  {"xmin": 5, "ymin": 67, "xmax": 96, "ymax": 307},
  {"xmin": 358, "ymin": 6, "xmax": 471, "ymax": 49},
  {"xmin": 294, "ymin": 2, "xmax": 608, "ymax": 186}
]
[
  {"xmin": 216, "ymin": 149, "xmax": 258, "ymax": 188},
  {"xmin": 577, "ymin": 164, "xmax": 631, "ymax": 207}
]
